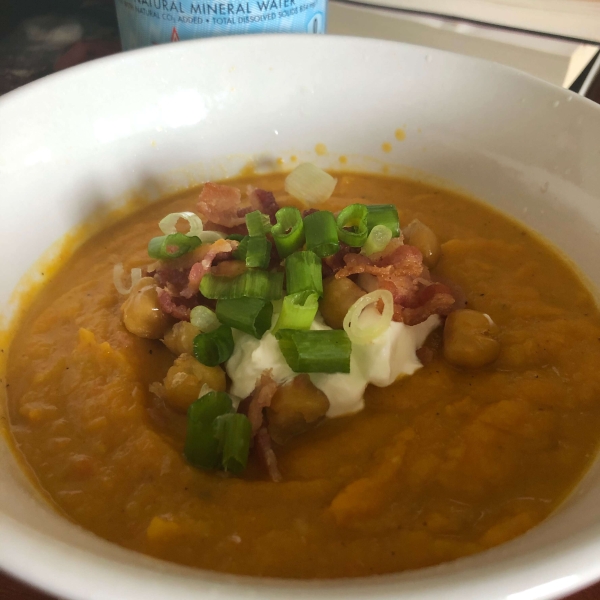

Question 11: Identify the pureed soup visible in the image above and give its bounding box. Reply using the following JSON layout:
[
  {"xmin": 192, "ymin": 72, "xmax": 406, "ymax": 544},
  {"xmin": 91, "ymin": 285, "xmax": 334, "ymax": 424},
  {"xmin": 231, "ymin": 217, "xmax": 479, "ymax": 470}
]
[{"xmin": 6, "ymin": 167, "xmax": 600, "ymax": 578}]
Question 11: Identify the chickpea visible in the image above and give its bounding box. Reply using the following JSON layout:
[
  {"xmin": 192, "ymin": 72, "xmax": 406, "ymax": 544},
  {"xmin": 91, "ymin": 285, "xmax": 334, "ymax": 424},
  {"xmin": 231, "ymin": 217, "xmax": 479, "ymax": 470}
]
[
  {"xmin": 267, "ymin": 375, "xmax": 330, "ymax": 444},
  {"xmin": 162, "ymin": 354, "xmax": 226, "ymax": 412},
  {"xmin": 320, "ymin": 276, "xmax": 365, "ymax": 330},
  {"xmin": 443, "ymin": 309, "xmax": 500, "ymax": 368},
  {"xmin": 121, "ymin": 277, "xmax": 172, "ymax": 339},
  {"xmin": 163, "ymin": 321, "xmax": 201, "ymax": 356},
  {"xmin": 403, "ymin": 219, "xmax": 441, "ymax": 268}
]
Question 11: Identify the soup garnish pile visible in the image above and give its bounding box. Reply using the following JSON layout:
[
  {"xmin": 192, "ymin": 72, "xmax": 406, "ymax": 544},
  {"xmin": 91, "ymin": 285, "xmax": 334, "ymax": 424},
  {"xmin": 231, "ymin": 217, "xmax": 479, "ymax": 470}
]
[{"xmin": 6, "ymin": 165, "xmax": 600, "ymax": 577}]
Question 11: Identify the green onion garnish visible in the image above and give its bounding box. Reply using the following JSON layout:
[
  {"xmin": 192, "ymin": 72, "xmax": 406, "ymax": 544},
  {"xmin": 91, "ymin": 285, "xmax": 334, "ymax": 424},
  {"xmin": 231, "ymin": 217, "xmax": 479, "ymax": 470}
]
[
  {"xmin": 232, "ymin": 236, "xmax": 249, "ymax": 261},
  {"xmin": 366, "ymin": 205, "xmax": 400, "ymax": 238},
  {"xmin": 336, "ymin": 203, "xmax": 369, "ymax": 247},
  {"xmin": 213, "ymin": 413, "xmax": 252, "ymax": 474},
  {"xmin": 363, "ymin": 225, "xmax": 393, "ymax": 256},
  {"xmin": 285, "ymin": 251, "xmax": 323, "ymax": 297},
  {"xmin": 148, "ymin": 233, "xmax": 202, "ymax": 260},
  {"xmin": 271, "ymin": 207, "xmax": 305, "ymax": 259},
  {"xmin": 227, "ymin": 233, "xmax": 246, "ymax": 242},
  {"xmin": 272, "ymin": 292, "xmax": 319, "ymax": 333},
  {"xmin": 190, "ymin": 305, "xmax": 220, "ymax": 332},
  {"xmin": 200, "ymin": 270, "xmax": 284, "ymax": 300},
  {"xmin": 276, "ymin": 329, "xmax": 351, "ymax": 373},
  {"xmin": 159, "ymin": 212, "xmax": 204, "ymax": 238},
  {"xmin": 246, "ymin": 210, "xmax": 272, "ymax": 237},
  {"xmin": 245, "ymin": 235, "xmax": 272, "ymax": 269},
  {"xmin": 304, "ymin": 210, "xmax": 340, "ymax": 258},
  {"xmin": 216, "ymin": 298, "xmax": 273, "ymax": 339},
  {"xmin": 193, "ymin": 324, "xmax": 234, "ymax": 366},
  {"xmin": 184, "ymin": 391, "xmax": 233, "ymax": 469}
]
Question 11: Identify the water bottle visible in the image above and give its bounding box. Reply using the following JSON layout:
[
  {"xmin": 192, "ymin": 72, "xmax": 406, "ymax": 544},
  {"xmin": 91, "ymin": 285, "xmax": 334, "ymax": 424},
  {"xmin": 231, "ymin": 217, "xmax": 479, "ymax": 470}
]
[{"xmin": 115, "ymin": 0, "xmax": 327, "ymax": 50}]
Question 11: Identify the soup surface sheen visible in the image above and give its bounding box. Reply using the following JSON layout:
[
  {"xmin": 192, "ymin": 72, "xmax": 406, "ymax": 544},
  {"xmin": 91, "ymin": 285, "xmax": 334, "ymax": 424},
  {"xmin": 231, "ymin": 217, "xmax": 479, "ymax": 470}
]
[{"xmin": 6, "ymin": 173, "xmax": 600, "ymax": 578}]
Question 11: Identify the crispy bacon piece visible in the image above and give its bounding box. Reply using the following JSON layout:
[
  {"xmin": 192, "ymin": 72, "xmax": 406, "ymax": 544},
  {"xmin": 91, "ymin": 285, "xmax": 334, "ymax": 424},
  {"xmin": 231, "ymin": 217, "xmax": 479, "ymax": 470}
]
[
  {"xmin": 377, "ymin": 244, "xmax": 424, "ymax": 277},
  {"xmin": 248, "ymin": 187, "xmax": 280, "ymax": 224},
  {"xmin": 156, "ymin": 288, "xmax": 198, "ymax": 321},
  {"xmin": 323, "ymin": 243, "xmax": 358, "ymax": 276},
  {"xmin": 181, "ymin": 238, "xmax": 238, "ymax": 299},
  {"xmin": 377, "ymin": 273, "xmax": 419, "ymax": 306},
  {"xmin": 335, "ymin": 240, "xmax": 457, "ymax": 325},
  {"xmin": 431, "ymin": 274, "xmax": 468, "ymax": 310},
  {"xmin": 394, "ymin": 282, "xmax": 456, "ymax": 325},
  {"xmin": 247, "ymin": 369, "xmax": 278, "ymax": 436},
  {"xmin": 240, "ymin": 370, "xmax": 282, "ymax": 482},
  {"xmin": 335, "ymin": 253, "xmax": 393, "ymax": 279},
  {"xmin": 256, "ymin": 427, "xmax": 282, "ymax": 483},
  {"xmin": 197, "ymin": 182, "xmax": 245, "ymax": 228},
  {"xmin": 153, "ymin": 267, "xmax": 191, "ymax": 294}
]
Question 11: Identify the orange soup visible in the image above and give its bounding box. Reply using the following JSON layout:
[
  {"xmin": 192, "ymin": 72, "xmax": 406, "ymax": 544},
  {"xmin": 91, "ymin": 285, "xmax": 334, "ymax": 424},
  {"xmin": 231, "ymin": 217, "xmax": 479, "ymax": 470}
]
[{"xmin": 6, "ymin": 171, "xmax": 600, "ymax": 578}]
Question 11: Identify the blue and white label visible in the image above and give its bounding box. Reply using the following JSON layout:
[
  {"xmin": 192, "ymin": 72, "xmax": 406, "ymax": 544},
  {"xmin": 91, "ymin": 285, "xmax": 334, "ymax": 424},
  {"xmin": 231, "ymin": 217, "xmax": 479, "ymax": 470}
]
[{"xmin": 115, "ymin": 0, "xmax": 327, "ymax": 50}]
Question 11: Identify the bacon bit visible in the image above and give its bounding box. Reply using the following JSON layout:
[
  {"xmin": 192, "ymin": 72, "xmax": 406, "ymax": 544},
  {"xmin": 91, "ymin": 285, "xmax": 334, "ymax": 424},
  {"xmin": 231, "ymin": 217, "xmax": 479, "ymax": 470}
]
[
  {"xmin": 197, "ymin": 183, "xmax": 245, "ymax": 228},
  {"xmin": 377, "ymin": 273, "xmax": 419, "ymax": 306},
  {"xmin": 394, "ymin": 283, "xmax": 455, "ymax": 326},
  {"xmin": 323, "ymin": 243, "xmax": 358, "ymax": 276},
  {"xmin": 335, "ymin": 253, "xmax": 393, "ymax": 279},
  {"xmin": 181, "ymin": 238, "xmax": 238, "ymax": 299},
  {"xmin": 153, "ymin": 267, "xmax": 190, "ymax": 293},
  {"xmin": 377, "ymin": 244, "xmax": 424, "ymax": 277},
  {"xmin": 156, "ymin": 288, "xmax": 197, "ymax": 321},
  {"xmin": 256, "ymin": 427, "xmax": 282, "ymax": 483},
  {"xmin": 247, "ymin": 369, "xmax": 278, "ymax": 436},
  {"xmin": 335, "ymin": 238, "xmax": 458, "ymax": 326},
  {"xmin": 431, "ymin": 274, "xmax": 468, "ymax": 310},
  {"xmin": 248, "ymin": 187, "xmax": 280, "ymax": 224}
]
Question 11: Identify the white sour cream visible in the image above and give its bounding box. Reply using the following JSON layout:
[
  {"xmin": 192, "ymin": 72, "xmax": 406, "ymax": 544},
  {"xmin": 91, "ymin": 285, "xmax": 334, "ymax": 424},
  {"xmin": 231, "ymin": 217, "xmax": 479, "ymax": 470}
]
[{"xmin": 226, "ymin": 312, "xmax": 440, "ymax": 418}]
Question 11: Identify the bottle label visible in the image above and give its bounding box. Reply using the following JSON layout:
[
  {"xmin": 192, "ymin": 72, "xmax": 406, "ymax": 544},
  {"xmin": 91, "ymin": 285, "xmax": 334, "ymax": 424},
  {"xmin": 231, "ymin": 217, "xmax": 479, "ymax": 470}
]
[{"xmin": 115, "ymin": 0, "xmax": 327, "ymax": 50}]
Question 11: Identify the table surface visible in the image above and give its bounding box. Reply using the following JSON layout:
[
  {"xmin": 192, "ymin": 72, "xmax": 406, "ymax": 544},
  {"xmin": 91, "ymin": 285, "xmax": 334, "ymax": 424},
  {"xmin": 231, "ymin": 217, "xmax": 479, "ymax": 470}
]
[{"xmin": 1, "ymin": 1, "xmax": 600, "ymax": 598}]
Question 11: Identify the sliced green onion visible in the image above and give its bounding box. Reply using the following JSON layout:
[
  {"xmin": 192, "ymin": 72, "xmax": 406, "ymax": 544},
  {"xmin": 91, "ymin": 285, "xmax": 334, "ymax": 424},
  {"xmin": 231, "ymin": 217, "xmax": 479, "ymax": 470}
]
[
  {"xmin": 343, "ymin": 289, "xmax": 394, "ymax": 345},
  {"xmin": 190, "ymin": 305, "xmax": 220, "ymax": 332},
  {"xmin": 113, "ymin": 263, "xmax": 141, "ymax": 295},
  {"xmin": 362, "ymin": 225, "xmax": 393, "ymax": 256},
  {"xmin": 233, "ymin": 236, "xmax": 249, "ymax": 261},
  {"xmin": 216, "ymin": 298, "xmax": 273, "ymax": 339},
  {"xmin": 193, "ymin": 324, "xmax": 234, "ymax": 366},
  {"xmin": 336, "ymin": 204, "xmax": 369, "ymax": 247},
  {"xmin": 272, "ymin": 292, "xmax": 318, "ymax": 334},
  {"xmin": 200, "ymin": 270, "xmax": 284, "ymax": 300},
  {"xmin": 246, "ymin": 210, "xmax": 272, "ymax": 237},
  {"xmin": 284, "ymin": 163, "xmax": 337, "ymax": 204},
  {"xmin": 245, "ymin": 236, "xmax": 272, "ymax": 269},
  {"xmin": 227, "ymin": 233, "xmax": 246, "ymax": 242},
  {"xmin": 304, "ymin": 210, "xmax": 340, "ymax": 258},
  {"xmin": 285, "ymin": 251, "xmax": 323, "ymax": 297},
  {"xmin": 271, "ymin": 207, "xmax": 305, "ymax": 259},
  {"xmin": 366, "ymin": 205, "xmax": 400, "ymax": 238},
  {"xmin": 213, "ymin": 413, "xmax": 252, "ymax": 474},
  {"xmin": 148, "ymin": 233, "xmax": 202, "ymax": 260},
  {"xmin": 159, "ymin": 211, "xmax": 204, "ymax": 238},
  {"xmin": 184, "ymin": 391, "xmax": 233, "ymax": 469},
  {"xmin": 276, "ymin": 329, "xmax": 351, "ymax": 373}
]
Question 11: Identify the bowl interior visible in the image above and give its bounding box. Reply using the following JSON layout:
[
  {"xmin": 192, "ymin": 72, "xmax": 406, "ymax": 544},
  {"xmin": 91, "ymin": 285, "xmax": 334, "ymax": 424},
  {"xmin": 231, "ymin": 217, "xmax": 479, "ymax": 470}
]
[{"xmin": 1, "ymin": 35, "xmax": 600, "ymax": 600}]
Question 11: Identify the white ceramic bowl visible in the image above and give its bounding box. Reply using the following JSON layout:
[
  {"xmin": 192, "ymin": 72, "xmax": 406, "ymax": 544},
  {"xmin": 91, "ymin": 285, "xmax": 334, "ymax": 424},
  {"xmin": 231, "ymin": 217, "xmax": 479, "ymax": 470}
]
[{"xmin": 1, "ymin": 35, "xmax": 600, "ymax": 600}]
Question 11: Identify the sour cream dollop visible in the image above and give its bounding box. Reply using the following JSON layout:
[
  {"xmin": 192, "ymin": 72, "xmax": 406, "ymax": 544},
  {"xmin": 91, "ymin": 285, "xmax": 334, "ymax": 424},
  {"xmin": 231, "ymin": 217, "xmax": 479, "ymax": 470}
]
[{"xmin": 226, "ymin": 312, "xmax": 440, "ymax": 418}]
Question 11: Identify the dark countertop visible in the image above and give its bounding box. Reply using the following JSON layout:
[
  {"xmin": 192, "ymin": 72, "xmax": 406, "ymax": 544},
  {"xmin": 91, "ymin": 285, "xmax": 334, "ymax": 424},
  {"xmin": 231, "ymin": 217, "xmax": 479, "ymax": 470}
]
[
  {"xmin": 0, "ymin": 0, "xmax": 120, "ymax": 96},
  {"xmin": 1, "ymin": 1, "xmax": 600, "ymax": 598}
]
